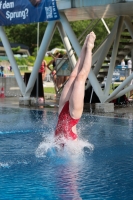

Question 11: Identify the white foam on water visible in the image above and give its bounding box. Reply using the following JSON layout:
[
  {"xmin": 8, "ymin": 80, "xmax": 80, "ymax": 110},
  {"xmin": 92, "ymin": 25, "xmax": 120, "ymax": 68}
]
[
  {"xmin": 35, "ymin": 134, "xmax": 94, "ymax": 160},
  {"xmin": 0, "ymin": 162, "xmax": 10, "ymax": 168},
  {"xmin": 0, "ymin": 160, "xmax": 30, "ymax": 169}
]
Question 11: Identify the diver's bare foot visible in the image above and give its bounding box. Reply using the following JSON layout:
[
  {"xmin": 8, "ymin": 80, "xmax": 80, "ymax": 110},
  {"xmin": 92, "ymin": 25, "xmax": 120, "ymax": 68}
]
[
  {"xmin": 87, "ymin": 31, "xmax": 96, "ymax": 50},
  {"xmin": 83, "ymin": 34, "xmax": 90, "ymax": 49}
]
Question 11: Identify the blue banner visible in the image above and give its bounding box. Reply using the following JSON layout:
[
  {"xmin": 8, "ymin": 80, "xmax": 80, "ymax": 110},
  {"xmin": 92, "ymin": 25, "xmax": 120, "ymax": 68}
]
[{"xmin": 0, "ymin": 0, "xmax": 60, "ymax": 26}]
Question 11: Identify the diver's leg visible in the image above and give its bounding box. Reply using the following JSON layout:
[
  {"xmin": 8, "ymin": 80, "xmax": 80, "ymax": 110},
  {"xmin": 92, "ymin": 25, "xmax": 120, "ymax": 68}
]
[
  {"xmin": 69, "ymin": 32, "xmax": 96, "ymax": 119},
  {"xmin": 58, "ymin": 35, "xmax": 89, "ymax": 114}
]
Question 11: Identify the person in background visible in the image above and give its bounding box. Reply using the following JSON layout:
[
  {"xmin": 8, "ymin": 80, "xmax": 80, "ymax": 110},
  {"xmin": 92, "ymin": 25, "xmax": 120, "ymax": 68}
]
[
  {"xmin": 128, "ymin": 59, "xmax": 132, "ymax": 69},
  {"xmin": 0, "ymin": 65, "xmax": 4, "ymax": 77},
  {"xmin": 46, "ymin": 72, "xmax": 51, "ymax": 82},
  {"xmin": 10, "ymin": 66, "xmax": 12, "ymax": 72},
  {"xmin": 48, "ymin": 53, "xmax": 61, "ymax": 84},
  {"xmin": 56, "ymin": 54, "xmax": 70, "ymax": 89},
  {"xmin": 121, "ymin": 58, "xmax": 125, "ymax": 68},
  {"xmin": 39, "ymin": 60, "xmax": 47, "ymax": 82},
  {"xmin": 39, "ymin": 53, "xmax": 61, "ymax": 83},
  {"xmin": 110, "ymin": 86, "xmax": 129, "ymax": 105},
  {"xmin": 55, "ymin": 31, "xmax": 96, "ymax": 144},
  {"xmin": 128, "ymin": 59, "xmax": 133, "ymax": 98}
]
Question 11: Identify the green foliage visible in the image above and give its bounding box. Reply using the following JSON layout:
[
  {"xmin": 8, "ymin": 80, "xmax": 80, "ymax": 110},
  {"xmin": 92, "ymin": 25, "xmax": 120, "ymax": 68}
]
[
  {"xmin": 18, "ymin": 66, "xmax": 28, "ymax": 71},
  {"xmin": 4, "ymin": 18, "xmax": 117, "ymax": 55},
  {"xmin": 12, "ymin": 46, "xmax": 21, "ymax": 53},
  {"xmin": 4, "ymin": 22, "xmax": 47, "ymax": 53},
  {"xmin": 70, "ymin": 20, "xmax": 92, "ymax": 38},
  {"xmin": 26, "ymin": 56, "xmax": 36, "ymax": 65},
  {"xmin": 15, "ymin": 57, "xmax": 28, "ymax": 65},
  {"xmin": 44, "ymin": 56, "xmax": 53, "ymax": 70},
  {"xmin": 44, "ymin": 56, "xmax": 53, "ymax": 63},
  {"xmin": 14, "ymin": 55, "xmax": 54, "ymax": 68},
  {"xmin": 14, "ymin": 55, "xmax": 53, "ymax": 68},
  {"xmin": 32, "ymin": 47, "xmax": 38, "ymax": 57},
  {"xmin": 49, "ymin": 29, "xmax": 64, "ymax": 50}
]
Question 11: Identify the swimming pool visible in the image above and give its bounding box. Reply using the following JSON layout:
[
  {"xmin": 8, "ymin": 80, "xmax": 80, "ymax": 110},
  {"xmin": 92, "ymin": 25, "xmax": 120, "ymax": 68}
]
[{"xmin": 0, "ymin": 107, "xmax": 133, "ymax": 199}]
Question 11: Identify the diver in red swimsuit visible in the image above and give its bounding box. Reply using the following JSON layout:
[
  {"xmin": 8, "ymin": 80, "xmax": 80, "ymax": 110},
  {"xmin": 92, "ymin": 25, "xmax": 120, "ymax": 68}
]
[
  {"xmin": 55, "ymin": 32, "xmax": 96, "ymax": 143},
  {"xmin": 55, "ymin": 101, "xmax": 79, "ymax": 140}
]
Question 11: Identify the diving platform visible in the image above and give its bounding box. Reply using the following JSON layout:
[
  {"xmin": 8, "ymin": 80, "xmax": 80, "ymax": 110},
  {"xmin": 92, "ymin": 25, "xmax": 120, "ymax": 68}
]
[{"xmin": 57, "ymin": 0, "xmax": 133, "ymax": 21}]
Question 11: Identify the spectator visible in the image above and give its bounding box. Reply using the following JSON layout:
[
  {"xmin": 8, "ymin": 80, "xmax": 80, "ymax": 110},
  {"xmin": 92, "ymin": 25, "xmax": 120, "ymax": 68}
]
[
  {"xmin": 10, "ymin": 66, "xmax": 12, "ymax": 72},
  {"xmin": 46, "ymin": 71, "xmax": 51, "ymax": 82},
  {"xmin": 121, "ymin": 59, "xmax": 125, "ymax": 68},
  {"xmin": 39, "ymin": 54, "xmax": 60, "ymax": 83},
  {"xmin": 111, "ymin": 95, "xmax": 129, "ymax": 105},
  {"xmin": 8, "ymin": 66, "xmax": 12, "ymax": 72},
  {"xmin": 0, "ymin": 65, "xmax": 4, "ymax": 77},
  {"xmin": 110, "ymin": 86, "xmax": 129, "ymax": 105},
  {"xmin": 48, "ymin": 53, "xmax": 61, "ymax": 84},
  {"xmin": 39, "ymin": 60, "xmax": 47, "ymax": 81},
  {"xmin": 127, "ymin": 59, "xmax": 133, "ymax": 97},
  {"xmin": 128, "ymin": 59, "xmax": 132, "ymax": 69},
  {"xmin": 55, "ymin": 54, "xmax": 70, "ymax": 89}
]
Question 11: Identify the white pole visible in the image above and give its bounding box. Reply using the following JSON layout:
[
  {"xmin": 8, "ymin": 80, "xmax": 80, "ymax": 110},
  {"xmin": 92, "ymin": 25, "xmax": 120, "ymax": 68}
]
[
  {"xmin": 57, "ymin": 22, "xmax": 77, "ymax": 69},
  {"xmin": 106, "ymin": 72, "xmax": 133, "ymax": 102},
  {"xmin": 90, "ymin": 88, "xmax": 93, "ymax": 103},
  {"xmin": 0, "ymin": 26, "xmax": 26, "ymax": 96},
  {"xmin": 36, "ymin": 22, "xmax": 40, "ymax": 102},
  {"xmin": 37, "ymin": 23, "xmax": 39, "ymax": 55},
  {"xmin": 93, "ymin": 17, "xmax": 119, "ymax": 77},
  {"xmin": 124, "ymin": 16, "xmax": 133, "ymax": 39},
  {"xmin": 101, "ymin": 18, "xmax": 110, "ymax": 34},
  {"xmin": 25, "ymin": 21, "xmax": 57, "ymax": 97},
  {"xmin": 59, "ymin": 12, "xmax": 81, "ymax": 56},
  {"xmin": 104, "ymin": 16, "xmax": 124, "ymax": 97},
  {"xmin": 108, "ymin": 85, "xmax": 133, "ymax": 102}
]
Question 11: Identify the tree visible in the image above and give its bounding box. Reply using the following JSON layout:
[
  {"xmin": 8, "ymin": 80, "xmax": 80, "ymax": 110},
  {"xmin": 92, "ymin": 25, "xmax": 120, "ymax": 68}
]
[
  {"xmin": 4, "ymin": 18, "xmax": 116, "ymax": 54},
  {"xmin": 4, "ymin": 22, "xmax": 47, "ymax": 53}
]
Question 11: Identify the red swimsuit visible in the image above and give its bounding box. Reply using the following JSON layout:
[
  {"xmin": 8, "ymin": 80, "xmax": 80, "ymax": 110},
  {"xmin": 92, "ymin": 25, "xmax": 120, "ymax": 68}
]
[{"xmin": 55, "ymin": 101, "xmax": 80, "ymax": 140}]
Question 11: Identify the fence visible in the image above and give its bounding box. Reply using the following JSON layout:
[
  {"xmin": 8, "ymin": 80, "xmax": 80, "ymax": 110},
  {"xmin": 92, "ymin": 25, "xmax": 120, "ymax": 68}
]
[
  {"xmin": 56, "ymin": 58, "xmax": 72, "ymax": 76},
  {"xmin": 0, "ymin": 77, "xmax": 22, "ymax": 97},
  {"xmin": 114, "ymin": 65, "xmax": 131, "ymax": 81}
]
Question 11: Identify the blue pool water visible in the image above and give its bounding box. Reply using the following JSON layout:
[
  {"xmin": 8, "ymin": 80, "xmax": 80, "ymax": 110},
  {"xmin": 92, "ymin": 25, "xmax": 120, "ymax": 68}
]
[{"xmin": 0, "ymin": 107, "xmax": 133, "ymax": 200}]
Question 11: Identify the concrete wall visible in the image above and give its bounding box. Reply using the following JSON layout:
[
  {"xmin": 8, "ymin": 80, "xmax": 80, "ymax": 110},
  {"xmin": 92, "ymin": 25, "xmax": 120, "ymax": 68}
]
[{"xmin": 0, "ymin": 77, "xmax": 22, "ymax": 97}]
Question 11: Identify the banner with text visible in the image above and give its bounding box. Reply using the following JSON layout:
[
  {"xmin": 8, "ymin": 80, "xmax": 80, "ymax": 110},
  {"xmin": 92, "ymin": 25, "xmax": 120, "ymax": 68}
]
[{"xmin": 0, "ymin": 0, "xmax": 60, "ymax": 26}]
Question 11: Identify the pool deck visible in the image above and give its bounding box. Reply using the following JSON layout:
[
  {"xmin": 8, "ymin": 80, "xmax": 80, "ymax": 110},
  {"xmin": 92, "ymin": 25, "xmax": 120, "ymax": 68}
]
[
  {"xmin": 1, "ymin": 95, "xmax": 133, "ymax": 119},
  {"xmin": 0, "ymin": 80, "xmax": 133, "ymax": 118}
]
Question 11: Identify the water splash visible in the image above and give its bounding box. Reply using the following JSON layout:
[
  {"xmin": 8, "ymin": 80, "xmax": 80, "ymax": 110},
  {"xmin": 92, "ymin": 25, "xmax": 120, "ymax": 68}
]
[{"xmin": 35, "ymin": 134, "xmax": 94, "ymax": 159}]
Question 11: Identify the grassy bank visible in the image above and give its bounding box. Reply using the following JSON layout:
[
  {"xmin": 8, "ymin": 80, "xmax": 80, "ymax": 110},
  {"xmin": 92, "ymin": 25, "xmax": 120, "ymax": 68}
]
[{"xmin": 44, "ymin": 87, "xmax": 56, "ymax": 94}]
